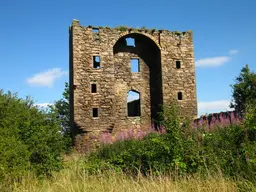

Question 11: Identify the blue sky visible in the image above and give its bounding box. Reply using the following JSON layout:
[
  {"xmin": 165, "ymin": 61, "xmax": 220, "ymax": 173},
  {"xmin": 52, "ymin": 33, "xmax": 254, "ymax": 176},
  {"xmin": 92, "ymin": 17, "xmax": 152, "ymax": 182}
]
[{"xmin": 0, "ymin": 0, "xmax": 255, "ymax": 116}]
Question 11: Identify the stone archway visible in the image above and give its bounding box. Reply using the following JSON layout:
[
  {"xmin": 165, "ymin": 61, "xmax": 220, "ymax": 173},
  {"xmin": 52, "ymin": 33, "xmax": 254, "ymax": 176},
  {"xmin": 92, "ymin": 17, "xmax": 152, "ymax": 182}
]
[{"xmin": 113, "ymin": 33, "xmax": 163, "ymax": 125}]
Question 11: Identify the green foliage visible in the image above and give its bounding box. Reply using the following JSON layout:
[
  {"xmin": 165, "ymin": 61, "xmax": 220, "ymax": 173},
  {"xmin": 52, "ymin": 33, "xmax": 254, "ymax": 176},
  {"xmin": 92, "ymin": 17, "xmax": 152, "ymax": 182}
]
[
  {"xmin": 151, "ymin": 28, "xmax": 156, "ymax": 33},
  {"xmin": 174, "ymin": 31, "xmax": 182, "ymax": 35},
  {"xmin": 89, "ymin": 133, "xmax": 173, "ymax": 175},
  {"xmin": 50, "ymin": 82, "xmax": 72, "ymax": 151},
  {"xmin": 0, "ymin": 90, "xmax": 65, "ymax": 181},
  {"xmin": 116, "ymin": 26, "xmax": 128, "ymax": 32},
  {"xmin": 244, "ymin": 103, "xmax": 256, "ymax": 141},
  {"xmin": 0, "ymin": 130, "xmax": 29, "ymax": 180},
  {"xmin": 86, "ymin": 102, "xmax": 195, "ymax": 175},
  {"xmin": 201, "ymin": 125, "xmax": 252, "ymax": 178},
  {"xmin": 157, "ymin": 101, "xmax": 187, "ymax": 173},
  {"xmin": 230, "ymin": 64, "xmax": 256, "ymax": 113},
  {"xmin": 84, "ymin": 101, "xmax": 255, "ymax": 181},
  {"xmin": 243, "ymin": 103, "xmax": 256, "ymax": 173}
]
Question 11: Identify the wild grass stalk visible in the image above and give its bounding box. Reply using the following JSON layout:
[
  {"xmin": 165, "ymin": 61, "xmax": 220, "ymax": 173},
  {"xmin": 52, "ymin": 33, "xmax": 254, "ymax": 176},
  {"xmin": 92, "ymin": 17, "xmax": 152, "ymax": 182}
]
[
  {"xmin": 12, "ymin": 169, "xmax": 239, "ymax": 192},
  {"xmin": 8, "ymin": 154, "xmax": 250, "ymax": 192}
]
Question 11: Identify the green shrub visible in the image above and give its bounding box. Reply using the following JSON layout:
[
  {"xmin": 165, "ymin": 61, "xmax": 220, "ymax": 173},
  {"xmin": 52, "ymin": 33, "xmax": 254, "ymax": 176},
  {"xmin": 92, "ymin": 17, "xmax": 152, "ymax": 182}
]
[
  {"xmin": 0, "ymin": 131, "xmax": 29, "ymax": 181},
  {"xmin": 0, "ymin": 90, "xmax": 65, "ymax": 181},
  {"xmin": 89, "ymin": 133, "xmax": 172, "ymax": 175},
  {"xmin": 85, "ymin": 101, "xmax": 255, "ymax": 181}
]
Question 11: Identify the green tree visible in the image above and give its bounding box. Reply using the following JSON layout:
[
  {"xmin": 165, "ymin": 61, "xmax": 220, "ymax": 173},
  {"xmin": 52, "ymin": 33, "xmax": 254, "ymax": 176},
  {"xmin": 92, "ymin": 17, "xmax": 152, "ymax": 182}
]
[
  {"xmin": 230, "ymin": 64, "xmax": 256, "ymax": 113},
  {"xmin": 0, "ymin": 90, "xmax": 65, "ymax": 181},
  {"xmin": 50, "ymin": 82, "xmax": 72, "ymax": 151}
]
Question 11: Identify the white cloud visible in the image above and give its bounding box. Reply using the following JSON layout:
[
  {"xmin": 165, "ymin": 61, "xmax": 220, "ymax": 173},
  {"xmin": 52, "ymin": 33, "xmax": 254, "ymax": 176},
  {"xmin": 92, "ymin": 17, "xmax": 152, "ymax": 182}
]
[
  {"xmin": 198, "ymin": 100, "xmax": 232, "ymax": 116},
  {"xmin": 229, "ymin": 49, "xmax": 239, "ymax": 55},
  {"xmin": 35, "ymin": 103, "xmax": 52, "ymax": 108},
  {"xmin": 195, "ymin": 56, "xmax": 231, "ymax": 67},
  {"xmin": 27, "ymin": 68, "xmax": 68, "ymax": 87}
]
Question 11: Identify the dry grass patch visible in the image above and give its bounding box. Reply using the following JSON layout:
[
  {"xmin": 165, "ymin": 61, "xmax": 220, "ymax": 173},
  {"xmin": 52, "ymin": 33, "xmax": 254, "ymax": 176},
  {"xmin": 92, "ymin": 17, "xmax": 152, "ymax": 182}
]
[{"xmin": 12, "ymin": 169, "xmax": 239, "ymax": 192}]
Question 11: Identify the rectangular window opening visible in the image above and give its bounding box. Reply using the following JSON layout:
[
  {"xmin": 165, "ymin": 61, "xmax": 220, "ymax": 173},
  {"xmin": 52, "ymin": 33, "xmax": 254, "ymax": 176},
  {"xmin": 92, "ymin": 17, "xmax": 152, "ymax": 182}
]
[
  {"xmin": 178, "ymin": 92, "xmax": 183, "ymax": 100},
  {"xmin": 91, "ymin": 84, "xmax": 97, "ymax": 93},
  {"xmin": 92, "ymin": 108, "xmax": 98, "ymax": 117},
  {"xmin": 93, "ymin": 56, "xmax": 100, "ymax": 69},
  {"xmin": 126, "ymin": 37, "xmax": 135, "ymax": 47},
  {"xmin": 92, "ymin": 28, "xmax": 99, "ymax": 33},
  {"xmin": 131, "ymin": 58, "xmax": 140, "ymax": 72},
  {"xmin": 127, "ymin": 90, "xmax": 141, "ymax": 117},
  {"xmin": 176, "ymin": 61, "xmax": 181, "ymax": 69}
]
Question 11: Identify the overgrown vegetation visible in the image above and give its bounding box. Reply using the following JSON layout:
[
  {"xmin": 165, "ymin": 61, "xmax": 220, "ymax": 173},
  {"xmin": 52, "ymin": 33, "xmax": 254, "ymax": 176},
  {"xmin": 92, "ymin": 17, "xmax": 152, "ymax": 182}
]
[
  {"xmin": 9, "ymin": 158, "xmax": 249, "ymax": 192},
  {"xmin": 0, "ymin": 91, "xmax": 66, "ymax": 183},
  {"xmin": 0, "ymin": 65, "xmax": 255, "ymax": 191},
  {"xmin": 77, "ymin": 64, "xmax": 255, "ymax": 190},
  {"xmin": 50, "ymin": 82, "xmax": 72, "ymax": 152},
  {"xmin": 84, "ymin": 101, "xmax": 255, "ymax": 181}
]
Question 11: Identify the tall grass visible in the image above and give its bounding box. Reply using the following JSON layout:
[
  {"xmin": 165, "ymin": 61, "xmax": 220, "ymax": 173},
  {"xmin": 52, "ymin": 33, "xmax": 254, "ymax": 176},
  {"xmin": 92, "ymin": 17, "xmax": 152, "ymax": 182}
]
[
  {"xmin": 5, "ymin": 154, "xmax": 253, "ymax": 192},
  {"xmin": 12, "ymin": 172, "xmax": 237, "ymax": 192}
]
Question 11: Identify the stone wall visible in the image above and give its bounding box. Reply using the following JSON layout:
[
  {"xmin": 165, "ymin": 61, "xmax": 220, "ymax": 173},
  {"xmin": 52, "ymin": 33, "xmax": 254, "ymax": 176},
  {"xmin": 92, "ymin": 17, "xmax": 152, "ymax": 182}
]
[{"xmin": 69, "ymin": 20, "xmax": 198, "ymax": 152}]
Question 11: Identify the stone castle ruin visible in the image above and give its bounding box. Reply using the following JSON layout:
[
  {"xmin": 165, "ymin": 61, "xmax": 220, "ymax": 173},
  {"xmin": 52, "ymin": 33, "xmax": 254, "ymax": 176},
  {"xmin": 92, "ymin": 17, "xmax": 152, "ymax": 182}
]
[{"xmin": 69, "ymin": 20, "xmax": 197, "ymax": 152}]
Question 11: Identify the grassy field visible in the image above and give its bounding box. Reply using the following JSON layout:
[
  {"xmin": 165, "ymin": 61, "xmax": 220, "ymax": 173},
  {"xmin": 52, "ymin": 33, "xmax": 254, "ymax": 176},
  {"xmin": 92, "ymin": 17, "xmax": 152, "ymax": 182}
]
[
  {"xmin": 6, "ymin": 154, "xmax": 254, "ymax": 192},
  {"xmin": 12, "ymin": 171, "xmax": 238, "ymax": 192}
]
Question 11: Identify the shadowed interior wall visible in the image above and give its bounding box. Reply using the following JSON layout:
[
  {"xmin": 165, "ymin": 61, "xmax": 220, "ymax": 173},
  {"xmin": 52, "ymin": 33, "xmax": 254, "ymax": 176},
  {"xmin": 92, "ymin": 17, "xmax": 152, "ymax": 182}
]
[{"xmin": 113, "ymin": 33, "xmax": 162, "ymax": 129}]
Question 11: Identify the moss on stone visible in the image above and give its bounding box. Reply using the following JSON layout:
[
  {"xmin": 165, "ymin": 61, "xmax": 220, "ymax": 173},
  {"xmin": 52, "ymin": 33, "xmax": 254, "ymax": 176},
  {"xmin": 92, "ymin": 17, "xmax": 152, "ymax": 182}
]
[
  {"xmin": 116, "ymin": 26, "xmax": 128, "ymax": 32},
  {"xmin": 174, "ymin": 31, "xmax": 181, "ymax": 35}
]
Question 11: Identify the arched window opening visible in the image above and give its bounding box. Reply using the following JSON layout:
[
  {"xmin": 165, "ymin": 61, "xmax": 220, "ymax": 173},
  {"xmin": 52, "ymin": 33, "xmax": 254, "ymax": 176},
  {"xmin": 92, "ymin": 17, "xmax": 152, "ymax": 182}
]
[{"xmin": 127, "ymin": 90, "xmax": 141, "ymax": 116}]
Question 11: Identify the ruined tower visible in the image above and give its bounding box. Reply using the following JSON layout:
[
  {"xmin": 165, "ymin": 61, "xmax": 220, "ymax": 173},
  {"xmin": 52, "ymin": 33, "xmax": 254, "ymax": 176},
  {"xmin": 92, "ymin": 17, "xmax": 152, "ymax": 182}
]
[{"xmin": 69, "ymin": 20, "xmax": 197, "ymax": 152}]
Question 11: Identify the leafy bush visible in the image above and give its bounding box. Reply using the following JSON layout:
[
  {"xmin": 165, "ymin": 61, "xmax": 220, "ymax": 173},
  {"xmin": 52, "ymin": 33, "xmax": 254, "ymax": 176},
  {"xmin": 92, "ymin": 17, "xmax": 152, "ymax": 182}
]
[
  {"xmin": 90, "ymin": 133, "xmax": 171, "ymax": 174},
  {"xmin": 85, "ymin": 101, "xmax": 255, "ymax": 181},
  {"xmin": 0, "ymin": 90, "xmax": 65, "ymax": 181},
  {"xmin": 86, "ymin": 102, "xmax": 190, "ymax": 175}
]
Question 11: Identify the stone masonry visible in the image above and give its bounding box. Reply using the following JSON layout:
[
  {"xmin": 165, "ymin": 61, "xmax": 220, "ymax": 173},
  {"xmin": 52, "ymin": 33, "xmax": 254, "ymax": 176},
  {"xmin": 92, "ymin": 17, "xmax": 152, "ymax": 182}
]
[{"xmin": 69, "ymin": 20, "xmax": 197, "ymax": 152}]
